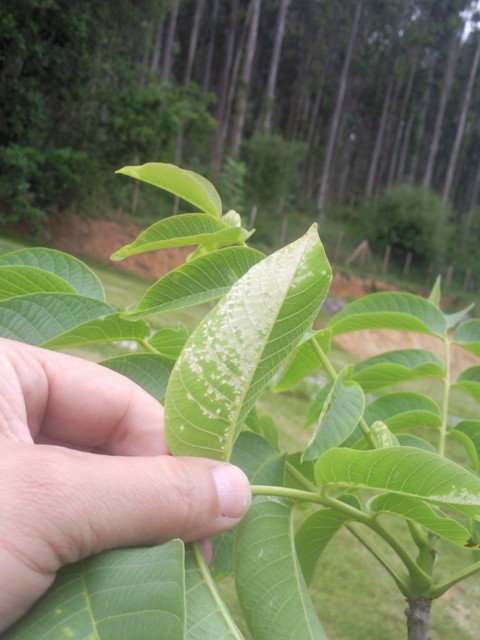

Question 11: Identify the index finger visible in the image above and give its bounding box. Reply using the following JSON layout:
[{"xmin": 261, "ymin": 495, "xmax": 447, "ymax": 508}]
[{"xmin": 2, "ymin": 339, "xmax": 167, "ymax": 456}]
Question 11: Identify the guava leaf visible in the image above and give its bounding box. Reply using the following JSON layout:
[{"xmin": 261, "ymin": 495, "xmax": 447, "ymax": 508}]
[
  {"xmin": 164, "ymin": 225, "xmax": 332, "ymax": 461},
  {"xmin": 0, "ymin": 247, "xmax": 105, "ymax": 300},
  {"xmin": 328, "ymin": 292, "xmax": 447, "ymax": 337},
  {"xmin": 304, "ymin": 383, "xmax": 333, "ymax": 427},
  {"xmin": 111, "ymin": 214, "xmax": 249, "ymax": 261},
  {"xmin": 369, "ymin": 494, "xmax": 478, "ymax": 549},
  {"xmin": 4, "ymin": 543, "xmax": 185, "ymax": 640},
  {"xmin": 148, "ymin": 324, "xmax": 190, "ymax": 359},
  {"xmin": 126, "ymin": 247, "xmax": 264, "ymax": 318},
  {"xmin": 445, "ymin": 304, "xmax": 474, "ymax": 330},
  {"xmin": 364, "ymin": 392, "xmax": 441, "ymax": 431},
  {"xmin": 100, "ymin": 353, "xmax": 174, "ymax": 401},
  {"xmin": 453, "ymin": 319, "xmax": 480, "ymax": 356},
  {"xmin": 117, "ymin": 162, "xmax": 222, "ymax": 217},
  {"xmin": 0, "ymin": 265, "xmax": 76, "ymax": 299},
  {"xmin": 235, "ymin": 497, "xmax": 328, "ymax": 640},
  {"xmin": 428, "ymin": 276, "xmax": 441, "ymax": 307},
  {"xmin": 455, "ymin": 366, "xmax": 480, "ymax": 402},
  {"xmin": 315, "ymin": 447, "xmax": 480, "ymax": 516},
  {"xmin": 42, "ymin": 312, "xmax": 150, "ymax": 349},
  {"xmin": 396, "ymin": 434, "xmax": 437, "ymax": 452},
  {"xmin": 295, "ymin": 495, "xmax": 361, "ymax": 584},
  {"xmin": 0, "ymin": 293, "xmax": 113, "ymax": 345},
  {"xmin": 352, "ymin": 349, "xmax": 444, "ymax": 393},
  {"xmin": 185, "ymin": 545, "xmax": 244, "ymax": 639},
  {"xmin": 448, "ymin": 420, "xmax": 480, "ymax": 472},
  {"xmin": 271, "ymin": 329, "xmax": 332, "ymax": 392},
  {"xmin": 303, "ymin": 376, "xmax": 365, "ymax": 460}
]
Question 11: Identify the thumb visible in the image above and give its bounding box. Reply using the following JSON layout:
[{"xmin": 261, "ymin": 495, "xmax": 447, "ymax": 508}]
[{"xmin": 0, "ymin": 443, "xmax": 251, "ymax": 630}]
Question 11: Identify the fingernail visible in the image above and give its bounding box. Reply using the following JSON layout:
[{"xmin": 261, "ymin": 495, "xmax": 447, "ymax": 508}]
[{"xmin": 212, "ymin": 465, "xmax": 251, "ymax": 519}]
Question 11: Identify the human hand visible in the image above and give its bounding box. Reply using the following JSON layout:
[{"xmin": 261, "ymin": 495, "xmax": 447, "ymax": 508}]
[{"xmin": 0, "ymin": 338, "xmax": 251, "ymax": 631}]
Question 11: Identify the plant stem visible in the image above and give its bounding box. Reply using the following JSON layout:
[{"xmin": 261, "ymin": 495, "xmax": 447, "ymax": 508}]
[
  {"xmin": 311, "ymin": 340, "xmax": 377, "ymax": 449},
  {"xmin": 139, "ymin": 338, "xmax": 159, "ymax": 354},
  {"xmin": 404, "ymin": 597, "xmax": 433, "ymax": 640},
  {"xmin": 431, "ymin": 560, "xmax": 480, "ymax": 598},
  {"xmin": 285, "ymin": 460, "xmax": 318, "ymax": 493},
  {"xmin": 347, "ymin": 524, "xmax": 410, "ymax": 596},
  {"xmin": 438, "ymin": 336, "xmax": 451, "ymax": 457}
]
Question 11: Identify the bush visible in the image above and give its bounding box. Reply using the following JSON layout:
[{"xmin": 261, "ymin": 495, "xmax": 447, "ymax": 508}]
[{"xmin": 370, "ymin": 184, "xmax": 451, "ymax": 265}]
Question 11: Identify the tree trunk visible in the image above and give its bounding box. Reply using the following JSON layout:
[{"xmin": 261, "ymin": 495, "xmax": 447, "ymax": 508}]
[
  {"xmin": 161, "ymin": 0, "xmax": 180, "ymax": 82},
  {"xmin": 317, "ymin": 0, "xmax": 362, "ymax": 215},
  {"xmin": 174, "ymin": 0, "xmax": 205, "ymax": 163},
  {"xmin": 150, "ymin": 16, "xmax": 164, "ymax": 74},
  {"xmin": 404, "ymin": 598, "xmax": 432, "ymax": 640},
  {"xmin": 202, "ymin": 0, "xmax": 219, "ymax": 93},
  {"xmin": 366, "ymin": 76, "xmax": 394, "ymax": 198},
  {"xmin": 258, "ymin": 0, "xmax": 291, "ymax": 132},
  {"xmin": 230, "ymin": 0, "xmax": 262, "ymax": 159},
  {"xmin": 423, "ymin": 31, "xmax": 460, "ymax": 188},
  {"xmin": 409, "ymin": 54, "xmax": 436, "ymax": 183},
  {"xmin": 397, "ymin": 111, "xmax": 414, "ymax": 183},
  {"xmin": 209, "ymin": 0, "xmax": 241, "ymax": 174},
  {"xmin": 442, "ymin": 37, "xmax": 480, "ymax": 203},
  {"xmin": 387, "ymin": 59, "xmax": 417, "ymax": 188}
]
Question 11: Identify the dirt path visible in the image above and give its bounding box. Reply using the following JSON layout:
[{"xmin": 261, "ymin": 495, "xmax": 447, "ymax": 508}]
[{"xmin": 45, "ymin": 213, "xmax": 477, "ymax": 374}]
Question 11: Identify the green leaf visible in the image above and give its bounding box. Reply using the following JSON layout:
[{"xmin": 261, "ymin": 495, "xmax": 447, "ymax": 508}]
[
  {"xmin": 235, "ymin": 497, "xmax": 328, "ymax": 640},
  {"xmin": 164, "ymin": 225, "xmax": 332, "ymax": 461},
  {"xmin": 126, "ymin": 247, "xmax": 264, "ymax": 318},
  {"xmin": 5, "ymin": 543, "xmax": 185, "ymax": 640},
  {"xmin": 453, "ymin": 319, "xmax": 480, "ymax": 356},
  {"xmin": 428, "ymin": 276, "xmax": 441, "ymax": 307},
  {"xmin": 352, "ymin": 349, "xmax": 444, "ymax": 393},
  {"xmin": 148, "ymin": 324, "xmax": 190, "ymax": 359},
  {"xmin": 303, "ymin": 375, "xmax": 365, "ymax": 460},
  {"xmin": 0, "ymin": 293, "xmax": 113, "ymax": 345},
  {"xmin": 100, "ymin": 353, "xmax": 174, "ymax": 401},
  {"xmin": 328, "ymin": 292, "xmax": 447, "ymax": 337},
  {"xmin": 447, "ymin": 429, "xmax": 479, "ymax": 473},
  {"xmin": 185, "ymin": 545, "xmax": 244, "ymax": 639},
  {"xmin": 245, "ymin": 409, "xmax": 280, "ymax": 451},
  {"xmin": 455, "ymin": 366, "xmax": 480, "ymax": 403},
  {"xmin": 449, "ymin": 420, "xmax": 480, "ymax": 472},
  {"xmin": 369, "ymin": 494, "xmax": 478, "ymax": 549},
  {"xmin": 445, "ymin": 304, "xmax": 475, "ymax": 330},
  {"xmin": 0, "ymin": 265, "xmax": 76, "ymax": 299},
  {"xmin": 271, "ymin": 329, "xmax": 332, "ymax": 393},
  {"xmin": 304, "ymin": 383, "xmax": 333, "ymax": 427},
  {"xmin": 117, "ymin": 163, "xmax": 222, "ymax": 217},
  {"xmin": 0, "ymin": 247, "xmax": 105, "ymax": 300},
  {"xmin": 452, "ymin": 420, "xmax": 480, "ymax": 454},
  {"xmin": 111, "ymin": 214, "xmax": 249, "ymax": 261},
  {"xmin": 315, "ymin": 447, "xmax": 480, "ymax": 516},
  {"xmin": 41, "ymin": 312, "xmax": 150, "ymax": 349},
  {"xmin": 396, "ymin": 434, "xmax": 437, "ymax": 453},
  {"xmin": 364, "ymin": 392, "xmax": 441, "ymax": 431},
  {"xmin": 295, "ymin": 495, "xmax": 362, "ymax": 584}
]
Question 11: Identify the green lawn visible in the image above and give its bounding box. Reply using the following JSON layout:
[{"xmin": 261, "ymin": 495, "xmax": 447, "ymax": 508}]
[{"xmin": 1, "ymin": 232, "xmax": 479, "ymax": 639}]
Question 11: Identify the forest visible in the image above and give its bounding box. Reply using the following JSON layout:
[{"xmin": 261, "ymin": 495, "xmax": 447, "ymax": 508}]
[{"xmin": 2, "ymin": 0, "xmax": 480, "ymax": 283}]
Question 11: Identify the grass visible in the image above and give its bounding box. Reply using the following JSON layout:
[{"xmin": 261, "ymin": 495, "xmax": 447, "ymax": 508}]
[{"xmin": 1, "ymin": 232, "xmax": 480, "ymax": 638}]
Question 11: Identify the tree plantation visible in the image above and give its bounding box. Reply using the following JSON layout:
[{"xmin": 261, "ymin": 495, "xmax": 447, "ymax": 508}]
[{"xmin": 2, "ymin": 0, "xmax": 480, "ymax": 279}]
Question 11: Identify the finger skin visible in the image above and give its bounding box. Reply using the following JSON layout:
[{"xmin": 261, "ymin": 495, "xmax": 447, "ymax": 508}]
[{"xmin": 0, "ymin": 442, "xmax": 251, "ymax": 631}]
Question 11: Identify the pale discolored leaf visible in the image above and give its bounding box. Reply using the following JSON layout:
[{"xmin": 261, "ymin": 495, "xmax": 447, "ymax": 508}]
[
  {"xmin": 0, "ymin": 293, "xmax": 113, "ymax": 345},
  {"xmin": 328, "ymin": 292, "xmax": 447, "ymax": 337},
  {"xmin": 100, "ymin": 353, "xmax": 174, "ymax": 401},
  {"xmin": 271, "ymin": 329, "xmax": 332, "ymax": 393},
  {"xmin": 185, "ymin": 545, "xmax": 244, "ymax": 640},
  {"xmin": 315, "ymin": 447, "xmax": 480, "ymax": 516},
  {"xmin": 363, "ymin": 392, "xmax": 441, "ymax": 431},
  {"xmin": 235, "ymin": 497, "xmax": 328, "ymax": 640},
  {"xmin": 164, "ymin": 226, "xmax": 332, "ymax": 461},
  {"xmin": 5, "ymin": 543, "xmax": 185, "ymax": 640},
  {"xmin": 126, "ymin": 247, "xmax": 264, "ymax": 318},
  {"xmin": 369, "ymin": 494, "xmax": 478, "ymax": 549},
  {"xmin": 117, "ymin": 163, "xmax": 222, "ymax": 217},
  {"xmin": 352, "ymin": 349, "xmax": 444, "ymax": 393},
  {"xmin": 295, "ymin": 495, "xmax": 362, "ymax": 584},
  {"xmin": 452, "ymin": 319, "xmax": 480, "ymax": 356},
  {"xmin": 0, "ymin": 247, "xmax": 105, "ymax": 300},
  {"xmin": 111, "ymin": 214, "xmax": 250, "ymax": 261},
  {"xmin": 42, "ymin": 312, "xmax": 150, "ymax": 349},
  {"xmin": 0, "ymin": 265, "xmax": 76, "ymax": 299},
  {"xmin": 303, "ymin": 376, "xmax": 365, "ymax": 460}
]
